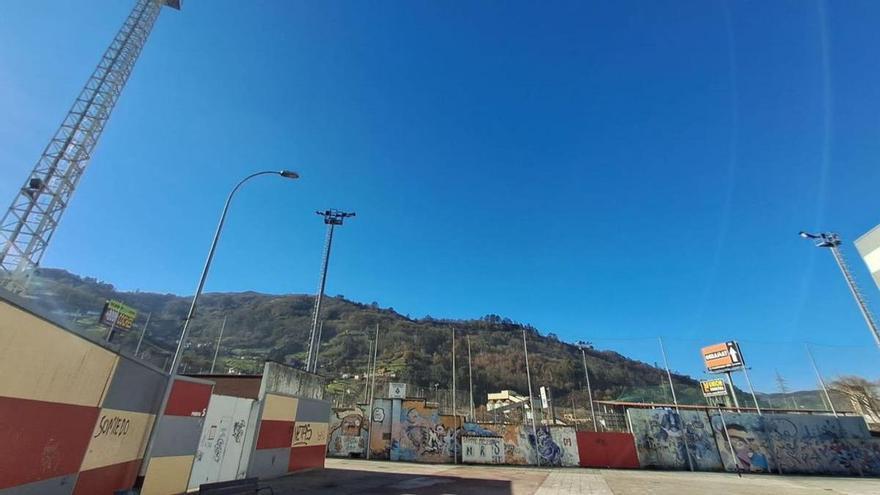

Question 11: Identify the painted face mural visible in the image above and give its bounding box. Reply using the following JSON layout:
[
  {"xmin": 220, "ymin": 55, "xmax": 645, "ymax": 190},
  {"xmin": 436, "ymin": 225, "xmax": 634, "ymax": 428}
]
[{"xmin": 725, "ymin": 424, "xmax": 769, "ymax": 472}]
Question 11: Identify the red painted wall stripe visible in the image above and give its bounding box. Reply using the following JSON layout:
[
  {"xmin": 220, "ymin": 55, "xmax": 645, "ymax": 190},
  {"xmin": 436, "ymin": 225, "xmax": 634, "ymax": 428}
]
[
  {"xmin": 576, "ymin": 431, "xmax": 640, "ymax": 469},
  {"xmin": 256, "ymin": 420, "xmax": 294, "ymax": 450},
  {"xmin": 0, "ymin": 396, "xmax": 99, "ymax": 489},
  {"xmin": 288, "ymin": 445, "xmax": 325, "ymax": 472},
  {"xmin": 165, "ymin": 380, "xmax": 213, "ymax": 417},
  {"xmin": 72, "ymin": 458, "xmax": 142, "ymax": 495}
]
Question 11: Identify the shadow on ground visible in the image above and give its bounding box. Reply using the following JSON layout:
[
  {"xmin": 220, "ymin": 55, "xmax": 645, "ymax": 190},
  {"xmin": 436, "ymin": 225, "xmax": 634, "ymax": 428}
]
[{"xmin": 262, "ymin": 467, "xmax": 513, "ymax": 495}]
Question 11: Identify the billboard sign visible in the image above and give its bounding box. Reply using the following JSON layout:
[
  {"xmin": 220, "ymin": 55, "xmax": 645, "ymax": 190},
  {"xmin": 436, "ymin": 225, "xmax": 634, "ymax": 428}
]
[
  {"xmin": 700, "ymin": 379, "xmax": 727, "ymax": 398},
  {"xmin": 701, "ymin": 341, "xmax": 744, "ymax": 373},
  {"xmin": 855, "ymin": 224, "xmax": 880, "ymax": 291},
  {"xmin": 100, "ymin": 300, "xmax": 137, "ymax": 331}
]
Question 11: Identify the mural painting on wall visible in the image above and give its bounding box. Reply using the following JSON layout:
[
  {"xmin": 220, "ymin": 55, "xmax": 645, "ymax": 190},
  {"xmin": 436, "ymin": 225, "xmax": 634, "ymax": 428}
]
[
  {"xmin": 768, "ymin": 415, "xmax": 880, "ymax": 476},
  {"xmin": 628, "ymin": 409, "xmax": 722, "ymax": 471},
  {"xmin": 369, "ymin": 398, "xmax": 393, "ymax": 460},
  {"xmin": 462, "ymin": 436, "xmax": 505, "ymax": 464},
  {"xmin": 460, "ymin": 423, "xmax": 579, "ymax": 467},
  {"xmin": 328, "ymin": 406, "xmax": 368, "ymax": 458},
  {"xmin": 708, "ymin": 412, "xmax": 773, "ymax": 473},
  {"xmin": 392, "ymin": 399, "xmax": 460, "ymax": 463}
]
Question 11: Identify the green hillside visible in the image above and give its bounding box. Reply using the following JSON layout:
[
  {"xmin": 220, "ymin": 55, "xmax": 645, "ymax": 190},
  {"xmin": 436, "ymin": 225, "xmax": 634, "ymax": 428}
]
[{"xmin": 23, "ymin": 268, "xmax": 711, "ymax": 405}]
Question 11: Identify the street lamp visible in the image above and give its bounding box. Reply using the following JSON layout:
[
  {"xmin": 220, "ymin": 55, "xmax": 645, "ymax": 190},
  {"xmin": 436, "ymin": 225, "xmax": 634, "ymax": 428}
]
[
  {"xmin": 799, "ymin": 231, "xmax": 880, "ymax": 350},
  {"xmin": 143, "ymin": 169, "xmax": 299, "ymax": 467}
]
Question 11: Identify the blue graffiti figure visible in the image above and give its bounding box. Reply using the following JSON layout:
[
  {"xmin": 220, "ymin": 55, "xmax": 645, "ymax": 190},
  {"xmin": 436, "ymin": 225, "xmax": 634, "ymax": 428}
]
[{"xmin": 529, "ymin": 427, "xmax": 563, "ymax": 466}]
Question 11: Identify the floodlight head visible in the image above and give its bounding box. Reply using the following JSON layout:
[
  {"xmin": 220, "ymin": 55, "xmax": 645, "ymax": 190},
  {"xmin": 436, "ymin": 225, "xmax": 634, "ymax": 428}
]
[
  {"xmin": 279, "ymin": 170, "xmax": 300, "ymax": 179},
  {"xmin": 799, "ymin": 231, "xmax": 817, "ymax": 239}
]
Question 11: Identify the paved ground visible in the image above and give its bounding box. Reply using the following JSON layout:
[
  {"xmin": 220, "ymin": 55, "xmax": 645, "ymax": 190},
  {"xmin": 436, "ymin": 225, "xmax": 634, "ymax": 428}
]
[{"xmin": 261, "ymin": 458, "xmax": 880, "ymax": 494}]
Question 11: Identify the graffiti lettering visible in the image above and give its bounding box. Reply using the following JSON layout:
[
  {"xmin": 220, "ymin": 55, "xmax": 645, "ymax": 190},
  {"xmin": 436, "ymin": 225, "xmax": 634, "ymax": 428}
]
[
  {"xmin": 93, "ymin": 415, "xmax": 130, "ymax": 438},
  {"xmin": 294, "ymin": 424, "xmax": 313, "ymax": 445},
  {"xmin": 232, "ymin": 420, "xmax": 246, "ymax": 443}
]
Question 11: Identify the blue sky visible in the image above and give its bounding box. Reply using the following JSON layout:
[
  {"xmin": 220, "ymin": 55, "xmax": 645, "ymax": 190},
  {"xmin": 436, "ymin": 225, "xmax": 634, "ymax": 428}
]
[{"xmin": 2, "ymin": 1, "xmax": 880, "ymax": 391}]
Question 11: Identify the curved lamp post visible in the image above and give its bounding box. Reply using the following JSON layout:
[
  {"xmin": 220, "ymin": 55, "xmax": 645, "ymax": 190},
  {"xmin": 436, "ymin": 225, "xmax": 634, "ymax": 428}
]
[{"xmin": 143, "ymin": 169, "xmax": 299, "ymax": 469}]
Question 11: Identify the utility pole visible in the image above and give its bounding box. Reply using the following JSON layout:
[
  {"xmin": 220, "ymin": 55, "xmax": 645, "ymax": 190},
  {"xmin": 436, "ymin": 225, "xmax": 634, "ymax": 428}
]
[
  {"xmin": 805, "ymin": 343, "xmax": 837, "ymax": 417},
  {"xmin": 366, "ymin": 323, "xmax": 379, "ymax": 460},
  {"xmin": 799, "ymin": 231, "xmax": 880, "ymax": 351},
  {"xmin": 210, "ymin": 316, "xmax": 227, "ymax": 374},
  {"xmin": 307, "ymin": 209, "xmax": 355, "ymax": 372},
  {"xmin": 134, "ymin": 312, "xmax": 152, "ymax": 357},
  {"xmin": 577, "ymin": 341, "xmax": 598, "ymax": 432},
  {"xmin": 522, "ymin": 327, "xmax": 540, "ymax": 466},
  {"xmin": 467, "ymin": 335, "xmax": 475, "ymax": 422},
  {"xmin": 725, "ymin": 371, "xmax": 741, "ymax": 411},
  {"xmin": 363, "ymin": 337, "xmax": 373, "ymax": 404},
  {"xmin": 0, "ymin": 0, "xmax": 181, "ymax": 290},
  {"xmin": 451, "ymin": 327, "xmax": 458, "ymax": 464},
  {"xmin": 659, "ymin": 337, "xmax": 694, "ymax": 472},
  {"xmin": 313, "ymin": 320, "xmax": 324, "ymax": 372},
  {"xmin": 741, "ymin": 364, "xmax": 762, "ymax": 414}
]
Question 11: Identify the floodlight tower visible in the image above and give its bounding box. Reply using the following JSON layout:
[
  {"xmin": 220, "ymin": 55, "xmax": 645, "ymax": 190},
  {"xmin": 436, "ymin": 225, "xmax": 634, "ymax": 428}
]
[
  {"xmin": 0, "ymin": 0, "xmax": 181, "ymax": 289},
  {"xmin": 799, "ymin": 231, "xmax": 880, "ymax": 350},
  {"xmin": 306, "ymin": 209, "xmax": 356, "ymax": 372}
]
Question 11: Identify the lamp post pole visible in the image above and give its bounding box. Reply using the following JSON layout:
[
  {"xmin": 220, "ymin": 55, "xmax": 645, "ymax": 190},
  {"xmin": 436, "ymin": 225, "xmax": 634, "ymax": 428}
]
[
  {"xmin": 577, "ymin": 342, "xmax": 598, "ymax": 432},
  {"xmin": 799, "ymin": 231, "xmax": 880, "ymax": 351},
  {"xmin": 522, "ymin": 327, "xmax": 540, "ymax": 466},
  {"xmin": 141, "ymin": 169, "xmax": 299, "ymax": 471}
]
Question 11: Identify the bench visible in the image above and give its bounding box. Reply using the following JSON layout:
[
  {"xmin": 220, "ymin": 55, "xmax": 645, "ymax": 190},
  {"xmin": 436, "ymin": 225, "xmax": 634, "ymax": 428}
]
[{"xmin": 197, "ymin": 478, "xmax": 273, "ymax": 495}]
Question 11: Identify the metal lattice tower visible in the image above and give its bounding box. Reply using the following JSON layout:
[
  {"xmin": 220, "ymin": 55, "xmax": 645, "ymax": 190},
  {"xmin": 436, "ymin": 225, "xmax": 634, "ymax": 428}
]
[
  {"xmin": 0, "ymin": 0, "xmax": 180, "ymax": 286},
  {"xmin": 306, "ymin": 209, "xmax": 355, "ymax": 372}
]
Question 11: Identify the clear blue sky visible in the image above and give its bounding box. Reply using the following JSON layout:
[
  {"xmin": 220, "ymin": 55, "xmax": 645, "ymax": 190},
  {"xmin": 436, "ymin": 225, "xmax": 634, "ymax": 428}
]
[{"xmin": 2, "ymin": 1, "xmax": 880, "ymax": 392}]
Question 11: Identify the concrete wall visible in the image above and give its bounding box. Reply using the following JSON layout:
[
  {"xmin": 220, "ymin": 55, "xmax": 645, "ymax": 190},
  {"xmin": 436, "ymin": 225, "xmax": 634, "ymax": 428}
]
[
  {"xmin": 461, "ymin": 422, "xmax": 580, "ymax": 467},
  {"xmin": 368, "ymin": 398, "xmax": 393, "ymax": 460},
  {"xmin": 187, "ymin": 394, "xmax": 256, "ymax": 490},
  {"xmin": 391, "ymin": 399, "xmax": 462, "ymax": 463},
  {"xmin": 140, "ymin": 376, "xmax": 214, "ymax": 495},
  {"xmin": 258, "ymin": 362, "xmax": 325, "ymax": 400},
  {"xmin": 628, "ymin": 408, "xmax": 880, "ymax": 476},
  {"xmin": 627, "ymin": 408, "xmax": 723, "ymax": 471},
  {"xmin": 245, "ymin": 362, "xmax": 330, "ymax": 480},
  {"xmin": 462, "ymin": 437, "xmax": 505, "ymax": 464},
  {"xmin": 576, "ymin": 432, "xmax": 640, "ymax": 469},
  {"xmin": 709, "ymin": 412, "xmax": 880, "ymax": 475},
  {"xmin": 0, "ymin": 294, "xmax": 172, "ymax": 495},
  {"xmin": 327, "ymin": 405, "xmax": 368, "ymax": 458}
]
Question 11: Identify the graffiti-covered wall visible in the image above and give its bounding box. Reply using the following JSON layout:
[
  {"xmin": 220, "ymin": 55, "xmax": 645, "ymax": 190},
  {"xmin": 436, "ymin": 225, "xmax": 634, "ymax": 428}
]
[
  {"xmin": 627, "ymin": 408, "xmax": 723, "ymax": 471},
  {"xmin": 709, "ymin": 412, "xmax": 880, "ymax": 476},
  {"xmin": 327, "ymin": 405, "xmax": 368, "ymax": 458},
  {"xmin": 248, "ymin": 393, "xmax": 330, "ymax": 479},
  {"xmin": 392, "ymin": 399, "xmax": 462, "ymax": 463},
  {"xmin": 462, "ymin": 436, "xmax": 505, "ymax": 464},
  {"xmin": 460, "ymin": 422, "xmax": 580, "ymax": 467},
  {"xmin": 369, "ymin": 398, "xmax": 393, "ymax": 460},
  {"xmin": 628, "ymin": 408, "xmax": 880, "ymax": 476},
  {"xmin": 187, "ymin": 394, "xmax": 256, "ymax": 490}
]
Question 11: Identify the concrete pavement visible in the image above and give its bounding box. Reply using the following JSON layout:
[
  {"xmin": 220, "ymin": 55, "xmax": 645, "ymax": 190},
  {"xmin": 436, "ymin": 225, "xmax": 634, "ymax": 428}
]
[{"xmin": 261, "ymin": 458, "xmax": 880, "ymax": 495}]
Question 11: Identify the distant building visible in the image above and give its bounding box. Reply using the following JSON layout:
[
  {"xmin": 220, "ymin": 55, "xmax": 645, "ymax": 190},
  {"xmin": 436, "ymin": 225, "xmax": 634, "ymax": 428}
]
[{"xmin": 487, "ymin": 389, "xmax": 529, "ymax": 410}]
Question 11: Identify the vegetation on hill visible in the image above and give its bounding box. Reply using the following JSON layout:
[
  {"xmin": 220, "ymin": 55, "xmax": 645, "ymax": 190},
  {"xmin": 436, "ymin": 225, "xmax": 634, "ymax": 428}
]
[{"xmin": 23, "ymin": 268, "xmax": 730, "ymax": 406}]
